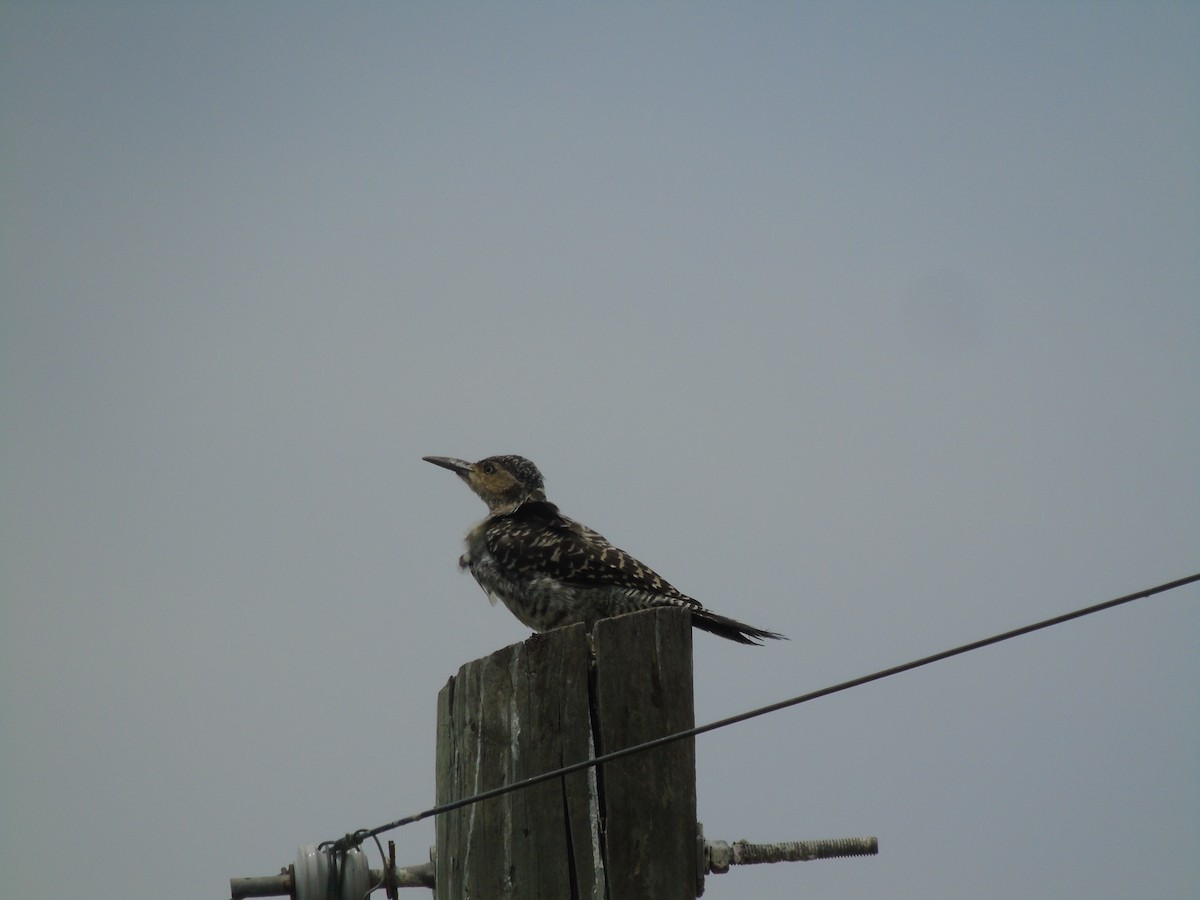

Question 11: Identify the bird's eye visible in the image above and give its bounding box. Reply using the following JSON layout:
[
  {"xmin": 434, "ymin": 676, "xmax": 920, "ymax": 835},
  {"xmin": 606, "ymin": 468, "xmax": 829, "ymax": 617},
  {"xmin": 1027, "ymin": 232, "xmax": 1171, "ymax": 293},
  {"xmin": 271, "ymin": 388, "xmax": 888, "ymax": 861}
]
[{"xmin": 482, "ymin": 463, "xmax": 496, "ymax": 475}]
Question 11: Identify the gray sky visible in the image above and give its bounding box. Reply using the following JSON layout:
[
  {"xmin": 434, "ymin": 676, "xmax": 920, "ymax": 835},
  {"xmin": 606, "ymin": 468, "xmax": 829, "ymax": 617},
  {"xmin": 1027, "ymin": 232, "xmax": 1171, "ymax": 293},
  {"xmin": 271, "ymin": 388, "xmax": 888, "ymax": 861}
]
[{"xmin": 2, "ymin": 3, "xmax": 1197, "ymax": 898}]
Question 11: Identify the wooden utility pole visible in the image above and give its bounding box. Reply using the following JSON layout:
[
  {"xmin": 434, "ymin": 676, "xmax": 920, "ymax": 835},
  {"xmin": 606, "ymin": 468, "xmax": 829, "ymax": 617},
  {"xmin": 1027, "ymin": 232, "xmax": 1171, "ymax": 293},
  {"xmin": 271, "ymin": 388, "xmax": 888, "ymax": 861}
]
[
  {"xmin": 229, "ymin": 605, "xmax": 878, "ymax": 899},
  {"xmin": 435, "ymin": 607, "xmax": 697, "ymax": 900}
]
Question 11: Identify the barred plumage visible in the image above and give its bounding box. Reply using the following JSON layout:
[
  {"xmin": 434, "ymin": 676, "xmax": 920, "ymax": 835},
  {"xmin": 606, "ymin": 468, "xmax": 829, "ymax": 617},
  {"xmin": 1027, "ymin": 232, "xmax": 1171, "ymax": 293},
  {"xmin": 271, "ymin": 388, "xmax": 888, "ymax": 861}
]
[{"xmin": 423, "ymin": 454, "xmax": 785, "ymax": 645}]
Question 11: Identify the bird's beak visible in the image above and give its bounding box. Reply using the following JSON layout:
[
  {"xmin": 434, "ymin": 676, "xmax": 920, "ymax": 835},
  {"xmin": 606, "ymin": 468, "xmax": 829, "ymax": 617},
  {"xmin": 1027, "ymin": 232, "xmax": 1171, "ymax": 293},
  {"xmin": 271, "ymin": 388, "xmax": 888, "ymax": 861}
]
[{"xmin": 422, "ymin": 456, "xmax": 473, "ymax": 478}]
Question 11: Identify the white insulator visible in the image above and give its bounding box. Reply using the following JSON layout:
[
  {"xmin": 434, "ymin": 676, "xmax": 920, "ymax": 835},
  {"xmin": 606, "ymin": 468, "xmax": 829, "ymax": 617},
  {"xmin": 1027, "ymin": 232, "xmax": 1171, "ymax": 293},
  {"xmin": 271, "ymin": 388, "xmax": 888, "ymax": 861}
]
[{"xmin": 294, "ymin": 843, "xmax": 372, "ymax": 900}]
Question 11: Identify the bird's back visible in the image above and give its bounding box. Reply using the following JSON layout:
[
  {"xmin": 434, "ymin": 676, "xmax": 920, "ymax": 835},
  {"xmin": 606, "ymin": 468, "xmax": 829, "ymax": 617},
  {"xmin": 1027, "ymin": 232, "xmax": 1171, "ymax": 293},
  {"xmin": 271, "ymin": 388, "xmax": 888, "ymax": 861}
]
[{"xmin": 486, "ymin": 500, "xmax": 702, "ymax": 604}]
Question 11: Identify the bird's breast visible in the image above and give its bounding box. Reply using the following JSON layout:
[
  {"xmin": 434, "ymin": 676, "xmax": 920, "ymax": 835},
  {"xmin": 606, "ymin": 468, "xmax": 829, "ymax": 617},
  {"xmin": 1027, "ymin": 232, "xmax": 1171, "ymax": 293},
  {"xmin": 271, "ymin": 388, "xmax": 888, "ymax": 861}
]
[
  {"xmin": 459, "ymin": 519, "xmax": 508, "ymax": 607},
  {"xmin": 460, "ymin": 520, "xmax": 491, "ymax": 567}
]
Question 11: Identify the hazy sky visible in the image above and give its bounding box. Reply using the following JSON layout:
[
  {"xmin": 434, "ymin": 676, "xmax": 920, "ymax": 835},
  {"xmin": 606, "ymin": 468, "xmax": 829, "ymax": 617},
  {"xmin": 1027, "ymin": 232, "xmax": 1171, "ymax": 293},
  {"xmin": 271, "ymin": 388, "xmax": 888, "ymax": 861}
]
[{"xmin": 2, "ymin": 4, "xmax": 1197, "ymax": 898}]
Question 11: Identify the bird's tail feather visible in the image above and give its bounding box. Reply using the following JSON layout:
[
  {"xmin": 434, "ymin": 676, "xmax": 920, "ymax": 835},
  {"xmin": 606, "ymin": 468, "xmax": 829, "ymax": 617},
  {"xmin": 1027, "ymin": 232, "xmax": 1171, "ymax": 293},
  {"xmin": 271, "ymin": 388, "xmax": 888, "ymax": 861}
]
[{"xmin": 691, "ymin": 609, "xmax": 787, "ymax": 645}]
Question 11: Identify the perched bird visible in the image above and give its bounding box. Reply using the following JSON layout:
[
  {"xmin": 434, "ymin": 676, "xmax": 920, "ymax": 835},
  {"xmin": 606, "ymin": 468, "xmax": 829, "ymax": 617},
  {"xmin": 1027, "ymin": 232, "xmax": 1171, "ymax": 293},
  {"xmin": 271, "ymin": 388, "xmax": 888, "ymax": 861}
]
[{"xmin": 422, "ymin": 454, "xmax": 785, "ymax": 645}]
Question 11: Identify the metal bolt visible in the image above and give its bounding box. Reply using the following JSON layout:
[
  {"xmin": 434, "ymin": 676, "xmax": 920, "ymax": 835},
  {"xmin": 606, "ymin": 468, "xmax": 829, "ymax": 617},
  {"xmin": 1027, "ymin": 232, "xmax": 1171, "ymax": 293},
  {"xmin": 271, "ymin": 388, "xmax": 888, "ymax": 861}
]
[{"xmin": 706, "ymin": 835, "xmax": 878, "ymax": 873}]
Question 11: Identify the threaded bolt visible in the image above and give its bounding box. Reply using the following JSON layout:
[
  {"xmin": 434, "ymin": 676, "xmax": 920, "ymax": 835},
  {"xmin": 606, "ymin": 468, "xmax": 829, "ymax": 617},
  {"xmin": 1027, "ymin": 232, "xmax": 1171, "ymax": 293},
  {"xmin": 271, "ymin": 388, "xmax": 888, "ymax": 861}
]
[{"xmin": 705, "ymin": 836, "xmax": 878, "ymax": 874}]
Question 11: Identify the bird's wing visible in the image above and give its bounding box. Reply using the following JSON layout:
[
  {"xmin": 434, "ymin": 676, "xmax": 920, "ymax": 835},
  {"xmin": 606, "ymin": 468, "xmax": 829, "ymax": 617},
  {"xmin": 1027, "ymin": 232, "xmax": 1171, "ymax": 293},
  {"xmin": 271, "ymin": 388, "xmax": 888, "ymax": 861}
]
[{"xmin": 485, "ymin": 502, "xmax": 701, "ymax": 606}]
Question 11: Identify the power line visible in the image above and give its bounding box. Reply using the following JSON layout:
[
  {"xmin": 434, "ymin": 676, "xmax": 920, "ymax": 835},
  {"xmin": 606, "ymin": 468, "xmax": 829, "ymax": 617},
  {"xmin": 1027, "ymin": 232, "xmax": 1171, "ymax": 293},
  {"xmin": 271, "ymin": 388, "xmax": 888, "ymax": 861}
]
[{"xmin": 330, "ymin": 571, "xmax": 1199, "ymax": 851}]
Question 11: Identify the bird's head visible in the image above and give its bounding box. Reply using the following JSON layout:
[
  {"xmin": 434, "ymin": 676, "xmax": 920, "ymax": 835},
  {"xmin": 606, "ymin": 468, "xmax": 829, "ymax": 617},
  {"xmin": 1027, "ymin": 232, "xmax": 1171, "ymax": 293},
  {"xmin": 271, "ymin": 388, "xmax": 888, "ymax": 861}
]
[{"xmin": 423, "ymin": 454, "xmax": 547, "ymax": 514}]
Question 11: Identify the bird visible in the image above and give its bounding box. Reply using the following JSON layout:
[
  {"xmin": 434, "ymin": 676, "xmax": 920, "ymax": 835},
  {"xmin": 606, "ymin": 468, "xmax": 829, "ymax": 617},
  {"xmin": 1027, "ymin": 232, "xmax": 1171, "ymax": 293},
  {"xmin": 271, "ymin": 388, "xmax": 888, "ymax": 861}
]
[{"xmin": 422, "ymin": 454, "xmax": 785, "ymax": 645}]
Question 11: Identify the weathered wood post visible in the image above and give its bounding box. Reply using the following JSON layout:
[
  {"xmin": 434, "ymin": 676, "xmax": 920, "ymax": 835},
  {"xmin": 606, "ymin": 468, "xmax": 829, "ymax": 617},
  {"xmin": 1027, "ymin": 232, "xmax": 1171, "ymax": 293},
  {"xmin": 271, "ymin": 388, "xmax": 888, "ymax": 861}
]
[{"xmin": 435, "ymin": 607, "xmax": 697, "ymax": 900}]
